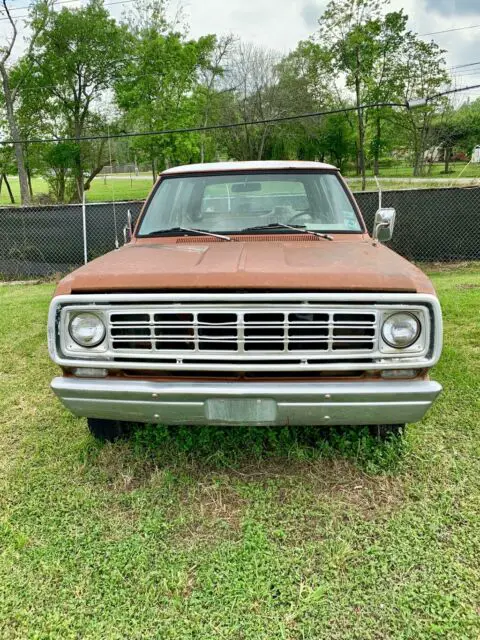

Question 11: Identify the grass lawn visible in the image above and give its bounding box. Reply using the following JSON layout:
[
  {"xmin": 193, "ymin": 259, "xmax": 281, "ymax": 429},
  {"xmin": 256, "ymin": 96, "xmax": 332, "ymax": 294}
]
[
  {"xmin": 1, "ymin": 267, "xmax": 480, "ymax": 638},
  {"xmin": 0, "ymin": 175, "xmax": 154, "ymax": 206},
  {"xmin": 2, "ymin": 164, "xmax": 480, "ymax": 206},
  {"xmin": 345, "ymin": 162, "xmax": 480, "ymax": 180}
]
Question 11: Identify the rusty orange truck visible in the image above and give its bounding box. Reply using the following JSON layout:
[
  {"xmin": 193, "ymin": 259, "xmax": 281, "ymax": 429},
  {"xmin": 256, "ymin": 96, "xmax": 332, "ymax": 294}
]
[{"xmin": 48, "ymin": 161, "xmax": 443, "ymax": 440}]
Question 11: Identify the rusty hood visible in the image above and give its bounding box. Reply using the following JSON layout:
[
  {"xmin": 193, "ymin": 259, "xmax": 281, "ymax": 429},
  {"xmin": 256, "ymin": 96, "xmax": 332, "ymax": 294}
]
[{"xmin": 55, "ymin": 238, "xmax": 435, "ymax": 295}]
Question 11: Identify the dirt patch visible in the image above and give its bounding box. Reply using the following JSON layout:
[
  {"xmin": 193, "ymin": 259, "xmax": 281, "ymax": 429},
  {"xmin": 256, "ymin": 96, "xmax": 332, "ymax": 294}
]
[
  {"xmin": 420, "ymin": 261, "xmax": 480, "ymax": 273},
  {"xmin": 0, "ymin": 279, "xmax": 42, "ymax": 286},
  {"xmin": 173, "ymin": 480, "xmax": 247, "ymax": 547},
  {"xmin": 456, "ymin": 283, "xmax": 480, "ymax": 290}
]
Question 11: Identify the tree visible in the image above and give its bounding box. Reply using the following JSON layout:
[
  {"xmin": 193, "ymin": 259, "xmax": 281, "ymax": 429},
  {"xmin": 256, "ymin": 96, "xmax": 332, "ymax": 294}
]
[
  {"xmin": 216, "ymin": 43, "xmax": 285, "ymax": 161},
  {"xmin": 116, "ymin": 1, "xmax": 217, "ymax": 179},
  {"xmin": 272, "ymin": 40, "xmax": 355, "ymax": 166},
  {"xmin": 42, "ymin": 142, "xmax": 80, "ymax": 202},
  {"xmin": 317, "ymin": 0, "xmax": 387, "ymax": 189},
  {"xmin": 364, "ymin": 10, "xmax": 410, "ymax": 175},
  {"xmin": 196, "ymin": 34, "xmax": 236, "ymax": 162},
  {"xmin": 28, "ymin": 0, "xmax": 128, "ymax": 201},
  {"xmin": 394, "ymin": 36, "xmax": 449, "ymax": 176},
  {"xmin": 0, "ymin": 145, "xmax": 16, "ymax": 203},
  {"xmin": 0, "ymin": 0, "xmax": 51, "ymax": 204}
]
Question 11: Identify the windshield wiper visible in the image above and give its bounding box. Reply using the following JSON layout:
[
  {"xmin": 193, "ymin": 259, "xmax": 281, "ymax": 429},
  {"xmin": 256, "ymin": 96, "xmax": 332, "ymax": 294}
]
[
  {"xmin": 143, "ymin": 227, "xmax": 231, "ymax": 241},
  {"xmin": 239, "ymin": 223, "xmax": 333, "ymax": 240}
]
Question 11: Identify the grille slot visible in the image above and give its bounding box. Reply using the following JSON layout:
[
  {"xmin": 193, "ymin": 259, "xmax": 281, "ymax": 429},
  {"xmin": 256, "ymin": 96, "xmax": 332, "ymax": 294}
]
[{"xmin": 107, "ymin": 305, "xmax": 379, "ymax": 358}]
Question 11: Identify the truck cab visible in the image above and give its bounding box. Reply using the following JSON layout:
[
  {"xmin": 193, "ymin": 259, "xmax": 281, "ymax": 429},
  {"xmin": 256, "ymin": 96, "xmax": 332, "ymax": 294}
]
[{"xmin": 48, "ymin": 161, "xmax": 442, "ymax": 440}]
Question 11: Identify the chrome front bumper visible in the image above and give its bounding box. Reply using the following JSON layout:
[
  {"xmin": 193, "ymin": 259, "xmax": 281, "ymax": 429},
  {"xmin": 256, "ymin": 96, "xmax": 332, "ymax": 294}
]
[{"xmin": 51, "ymin": 378, "xmax": 442, "ymax": 426}]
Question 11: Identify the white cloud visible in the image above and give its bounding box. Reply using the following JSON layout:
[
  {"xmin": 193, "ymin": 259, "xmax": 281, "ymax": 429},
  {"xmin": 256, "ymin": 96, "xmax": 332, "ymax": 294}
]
[
  {"xmin": 184, "ymin": 0, "xmax": 320, "ymax": 53},
  {"xmin": 3, "ymin": 0, "xmax": 480, "ymax": 72},
  {"xmin": 183, "ymin": 0, "xmax": 480, "ymax": 68}
]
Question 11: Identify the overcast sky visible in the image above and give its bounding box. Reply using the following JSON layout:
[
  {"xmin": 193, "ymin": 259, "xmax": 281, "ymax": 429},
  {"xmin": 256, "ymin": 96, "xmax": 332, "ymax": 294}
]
[
  {"xmin": 183, "ymin": 0, "xmax": 480, "ymax": 92},
  {"xmin": 2, "ymin": 0, "xmax": 480, "ymax": 96}
]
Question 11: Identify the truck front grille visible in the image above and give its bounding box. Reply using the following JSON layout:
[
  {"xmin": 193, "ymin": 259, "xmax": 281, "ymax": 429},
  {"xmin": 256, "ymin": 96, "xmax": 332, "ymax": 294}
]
[{"xmin": 108, "ymin": 306, "xmax": 378, "ymax": 358}]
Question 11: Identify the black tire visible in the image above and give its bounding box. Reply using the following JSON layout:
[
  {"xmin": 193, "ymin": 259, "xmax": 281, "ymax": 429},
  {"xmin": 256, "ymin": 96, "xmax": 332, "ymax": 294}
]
[
  {"xmin": 87, "ymin": 418, "xmax": 132, "ymax": 442},
  {"xmin": 369, "ymin": 424, "xmax": 405, "ymax": 440}
]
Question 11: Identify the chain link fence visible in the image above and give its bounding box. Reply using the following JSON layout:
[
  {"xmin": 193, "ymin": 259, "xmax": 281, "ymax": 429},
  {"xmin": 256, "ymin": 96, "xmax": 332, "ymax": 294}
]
[
  {"xmin": 1, "ymin": 187, "xmax": 479, "ymax": 281},
  {"xmin": 0, "ymin": 201, "xmax": 143, "ymax": 280}
]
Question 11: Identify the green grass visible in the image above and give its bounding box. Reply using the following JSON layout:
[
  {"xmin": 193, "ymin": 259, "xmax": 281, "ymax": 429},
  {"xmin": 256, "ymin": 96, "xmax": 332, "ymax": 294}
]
[
  {"xmin": 2, "ymin": 163, "xmax": 480, "ymax": 205},
  {"xmin": 0, "ymin": 174, "xmax": 154, "ymax": 205},
  {"xmin": 345, "ymin": 162, "xmax": 480, "ymax": 180},
  {"xmin": 1, "ymin": 267, "xmax": 480, "ymax": 638}
]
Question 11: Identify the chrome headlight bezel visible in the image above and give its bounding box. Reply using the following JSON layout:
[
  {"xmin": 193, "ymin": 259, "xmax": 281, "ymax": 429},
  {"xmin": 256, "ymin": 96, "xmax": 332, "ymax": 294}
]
[
  {"xmin": 69, "ymin": 312, "xmax": 106, "ymax": 348},
  {"xmin": 60, "ymin": 309, "xmax": 108, "ymax": 355},
  {"xmin": 381, "ymin": 311, "xmax": 421, "ymax": 350}
]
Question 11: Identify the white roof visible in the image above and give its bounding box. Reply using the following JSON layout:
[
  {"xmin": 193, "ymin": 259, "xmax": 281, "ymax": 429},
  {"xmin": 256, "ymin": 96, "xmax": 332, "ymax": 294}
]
[{"xmin": 162, "ymin": 160, "xmax": 337, "ymax": 175}]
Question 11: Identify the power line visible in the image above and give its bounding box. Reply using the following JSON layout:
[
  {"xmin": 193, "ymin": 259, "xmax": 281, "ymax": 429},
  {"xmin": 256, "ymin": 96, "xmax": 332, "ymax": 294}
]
[
  {"xmin": 450, "ymin": 61, "xmax": 480, "ymax": 70},
  {"xmin": 0, "ymin": 102, "xmax": 406, "ymax": 145},
  {"xmin": 1, "ymin": 0, "xmax": 88, "ymax": 14},
  {"xmin": 419, "ymin": 23, "xmax": 480, "ymax": 37},
  {"xmin": 429, "ymin": 82, "xmax": 480, "ymax": 100},
  {"xmin": 0, "ymin": 0, "xmax": 135, "ymax": 21},
  {"xmin": 2, "ymin": 84, "xmax": 479, "ymax": 147}
]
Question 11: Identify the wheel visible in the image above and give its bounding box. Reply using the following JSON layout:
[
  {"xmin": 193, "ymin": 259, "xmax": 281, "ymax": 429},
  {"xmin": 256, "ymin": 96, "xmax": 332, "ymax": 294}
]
[
  {"xmin": 369, "ymin": 424, "xmax": 405, "ymax": 440},
  {"xmin": 87, "ymin": 418, "xmax": 132, "ymax": 442}
]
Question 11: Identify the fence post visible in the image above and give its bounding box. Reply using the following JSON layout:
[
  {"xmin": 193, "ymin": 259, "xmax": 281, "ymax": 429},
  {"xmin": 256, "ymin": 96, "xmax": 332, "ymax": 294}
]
[{"xmin": 82, "ymin": 190, "xmax": 88, "ymax": 264}]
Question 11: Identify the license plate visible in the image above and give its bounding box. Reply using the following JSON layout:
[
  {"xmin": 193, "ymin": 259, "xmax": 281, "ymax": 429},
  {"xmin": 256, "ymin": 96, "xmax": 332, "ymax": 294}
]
[{"xmin": 205, "ymin": 398, "xmax": 277, "ymax": 424}]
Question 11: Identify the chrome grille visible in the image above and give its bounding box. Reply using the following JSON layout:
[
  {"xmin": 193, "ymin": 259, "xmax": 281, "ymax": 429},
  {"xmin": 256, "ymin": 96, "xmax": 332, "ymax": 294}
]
[{"xmin": 108, "ymin": 306, "xmax": 378, "ymax": 357}]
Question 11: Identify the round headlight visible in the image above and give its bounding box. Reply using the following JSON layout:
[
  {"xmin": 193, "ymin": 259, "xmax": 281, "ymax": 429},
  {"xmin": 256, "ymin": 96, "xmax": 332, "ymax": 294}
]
[
  {"xmin": 382, "ymin": 312, "xmax": 420, "ymax": 349},
  {"xmin": 69, "ymin": 312, "xmax": 106, "ymax": 347}
]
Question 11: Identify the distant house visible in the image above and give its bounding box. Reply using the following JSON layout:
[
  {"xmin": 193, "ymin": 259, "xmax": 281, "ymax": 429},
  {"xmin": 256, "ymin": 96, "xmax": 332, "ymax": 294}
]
[
  {"xmin": 471, "ymin": 146, "xmax": 480, "ymax": 163},
  {"xmin": 424, "ymin": 146, "xmax": 444, "ymax": 163}
]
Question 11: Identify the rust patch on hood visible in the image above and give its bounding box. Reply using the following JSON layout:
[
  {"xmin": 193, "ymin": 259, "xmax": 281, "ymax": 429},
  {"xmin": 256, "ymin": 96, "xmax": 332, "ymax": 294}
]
[{"xmin": 54, "ymin": 237, "xmax": 436, "ymax": 296}]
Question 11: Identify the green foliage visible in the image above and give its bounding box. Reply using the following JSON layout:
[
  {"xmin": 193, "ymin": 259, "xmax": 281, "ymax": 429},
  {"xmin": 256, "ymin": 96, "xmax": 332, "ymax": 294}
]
[
  {"xmin": 18, "ymin": 0, "xmax": 129, "ymax": 200},
  {"xmin": 41, "ymin": 143, "xmax": 79, "ymax": 202},
  {"xmin": 115, "ymin": 6, "xmax": 217, "ymax": 174}
]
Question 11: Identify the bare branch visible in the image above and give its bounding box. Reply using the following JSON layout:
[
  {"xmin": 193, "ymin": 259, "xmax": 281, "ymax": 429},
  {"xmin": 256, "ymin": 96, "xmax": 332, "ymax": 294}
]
[
  {"xmin": 0, "ymin": 0, "xmax": 18, "ymax": 65},
  {"xmin": 12, "ymin": 0, "xmax": 54, "ymax": 101}
]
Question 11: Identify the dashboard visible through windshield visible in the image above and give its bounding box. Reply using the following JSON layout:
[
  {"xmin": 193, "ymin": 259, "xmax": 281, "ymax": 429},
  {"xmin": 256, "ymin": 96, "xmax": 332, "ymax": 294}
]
[{"xmin": 137, "ymin": 171, "xmax": 363, "ymax": 236}]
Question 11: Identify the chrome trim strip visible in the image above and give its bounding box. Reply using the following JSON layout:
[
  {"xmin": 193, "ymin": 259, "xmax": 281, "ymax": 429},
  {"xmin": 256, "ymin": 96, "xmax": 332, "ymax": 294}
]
[{"xmin": 51, "ymin": 377, "xmax": 443, "ymax": 426}]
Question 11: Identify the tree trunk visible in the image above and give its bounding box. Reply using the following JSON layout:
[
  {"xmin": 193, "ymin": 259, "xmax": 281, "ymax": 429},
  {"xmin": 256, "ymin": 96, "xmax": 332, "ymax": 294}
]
[
  {"xmin": 0, "ymin": 67, "xmax": 31, "ymax": 205},
  {"xmin": 444, "ymin": 146, "xmax": 451, "ymax": 174},
  {"xmin": 257, "ymin": 125, "xmax": 269, "ymax": 160},
  {"xmin": 2, "ymin": 173, "xmax": 15, "ymax": 204},
  {"xmin": 200, "ymin": 113, "xmax": 208, "ymax": 164},
  {"xmin": 73, "ymin": 118, "xmax": 84, "ymax": 203},
  {"xmin": 27, "ymin": 166, "xmax": 33, "ymax": 198},
  {"xmin": 411, "ymin": 123, "xmax": 420, "ymax": 176},
  {"xmin": 413, "ymin": 152, "xmax": 420, "ymax": 177},
  {"xmin": 58, "ymin": 170, "xmax": 65, "ymax": 203},
  {"xmin": 84, "ymin": 164, "xmax": 107, "ymax": 191},
  {"xmin": 354, "ymin": 55, "xmax": 366, "ymax": 191},
  {"xmin": 373, "ymin": 116, "xmax": 381, "ymax": 177},
  {"xmin": 357, "ymin": 108, "xmax": 366, "ymax": 189},
  {"xmin": 151, "ymin": 156, "xmax": 157, "ymax": 183}
]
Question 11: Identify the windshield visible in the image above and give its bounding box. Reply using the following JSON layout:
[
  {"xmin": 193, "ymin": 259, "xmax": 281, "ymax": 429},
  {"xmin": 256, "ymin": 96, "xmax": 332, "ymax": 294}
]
[{"xmin": 137, "ymin": 171, "xmax": 362, "ymax": 236}]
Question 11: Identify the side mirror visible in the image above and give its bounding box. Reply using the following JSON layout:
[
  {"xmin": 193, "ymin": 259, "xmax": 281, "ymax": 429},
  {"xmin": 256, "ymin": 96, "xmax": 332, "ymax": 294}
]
[
  {"xmin": 373, "ymin": 208, "xmax": 396, "ymax": 242},
  {"xmin": 123, "ymin": 209, "xmax": 133, "ymax": 244}
]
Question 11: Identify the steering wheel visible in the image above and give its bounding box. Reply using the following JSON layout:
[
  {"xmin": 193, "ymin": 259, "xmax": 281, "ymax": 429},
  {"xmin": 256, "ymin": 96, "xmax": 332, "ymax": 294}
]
[{"xmin": 286, "ymin": 211, "xmax": 313, "ymax": 224}]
